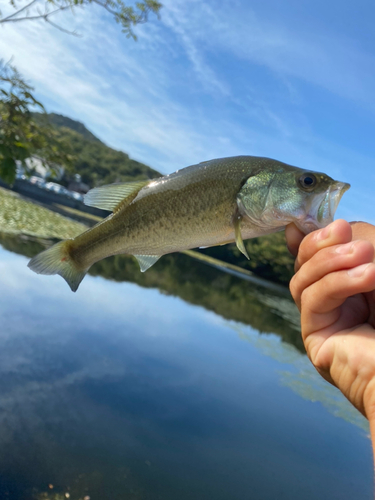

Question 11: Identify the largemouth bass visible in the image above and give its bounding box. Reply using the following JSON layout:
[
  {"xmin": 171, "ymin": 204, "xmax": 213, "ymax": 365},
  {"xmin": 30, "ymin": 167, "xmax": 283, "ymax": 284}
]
[{"xmin": 28, "ymin": 156, "xmax": 350, "ymax": 292}]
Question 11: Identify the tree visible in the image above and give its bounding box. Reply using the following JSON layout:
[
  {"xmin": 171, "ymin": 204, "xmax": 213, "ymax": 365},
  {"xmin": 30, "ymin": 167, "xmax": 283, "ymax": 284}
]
[
  {"xmin": 0, "ymin": 0, "xmax": 162, "ymax": 39},
  {"xmin": 0, "ymin": 61, "xmax": 74, "ymax": 183},
  {"xmin": 0, "ymin": 0, "xmax": 162, "ymax": 183}
]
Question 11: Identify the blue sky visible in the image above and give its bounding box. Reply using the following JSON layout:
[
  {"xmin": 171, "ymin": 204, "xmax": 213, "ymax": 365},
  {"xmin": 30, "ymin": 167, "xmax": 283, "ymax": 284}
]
[{"xmin": 1, "ymin": 0, "xmax": 374, "ymax": 223}]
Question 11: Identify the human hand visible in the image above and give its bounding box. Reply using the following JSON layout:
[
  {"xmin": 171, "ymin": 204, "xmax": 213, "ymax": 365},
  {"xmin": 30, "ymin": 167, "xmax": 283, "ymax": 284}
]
[
  {"xmin": 285, "ymin": 220, "xmax": 375, "ymax": 421},
  {"xmin": 286, "ymin": 220, "xmax": 375, "ymax": 261}
]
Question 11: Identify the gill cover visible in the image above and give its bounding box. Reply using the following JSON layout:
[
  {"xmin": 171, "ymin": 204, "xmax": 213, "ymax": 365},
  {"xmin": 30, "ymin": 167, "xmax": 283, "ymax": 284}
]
[{"xmin": 236, "ymin": 172, "xmax": 275, "ymax": 227}]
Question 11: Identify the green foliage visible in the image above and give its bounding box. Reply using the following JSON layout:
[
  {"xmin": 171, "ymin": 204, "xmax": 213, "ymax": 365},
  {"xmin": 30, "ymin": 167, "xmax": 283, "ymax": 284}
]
[
  {"xmin": 243, "ymin": 231, "xmax": 295, "ymax": 284},
  {"xmin": 35, "ymin": 112, "xmax": 161, "ymax": 187},
  {"xmin": 0, "ymin": 62, "xmax": 74, "ymax": 184},
  {"xmin": 201, "ymin": 231, "xmax": 295, "ymax": 286},
  {"xmin": 0, "ymin": 0, "xmax": 162, "ymax": 39}
]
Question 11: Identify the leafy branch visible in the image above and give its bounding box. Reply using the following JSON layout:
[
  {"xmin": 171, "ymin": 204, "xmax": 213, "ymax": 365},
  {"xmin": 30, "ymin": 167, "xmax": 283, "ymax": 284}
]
[
  {"xmin": 0, "ymin": 0, "xmax": 162, "ymax": 182},
  {"xmin": 0, "ymin": 0, "xmax": 162, "ymax": 39},
  {"xmin": 0, "ymin": 61, "xmax": 74, "ymax": 184}
]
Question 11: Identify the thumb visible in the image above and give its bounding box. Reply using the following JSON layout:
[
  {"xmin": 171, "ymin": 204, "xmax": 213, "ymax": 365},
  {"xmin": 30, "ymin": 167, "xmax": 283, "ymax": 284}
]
[{"xmin": 285, "ymin": 223, "xmax": 305, "ymax": 257}]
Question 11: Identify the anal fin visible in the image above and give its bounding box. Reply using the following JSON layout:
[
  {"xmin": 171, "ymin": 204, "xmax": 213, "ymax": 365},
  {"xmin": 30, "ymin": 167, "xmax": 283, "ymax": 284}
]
[{"xmin": 134, "ymin": 254, "xmax": 162, "ymax": 272}]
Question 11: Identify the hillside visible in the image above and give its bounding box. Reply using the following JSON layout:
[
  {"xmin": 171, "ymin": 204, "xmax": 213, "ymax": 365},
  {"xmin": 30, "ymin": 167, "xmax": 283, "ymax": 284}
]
[
  {"xmin": 46, "ymin": 113, "xmax": 102, "ymax": 143},
  {"xmin": 34, "ymin": 113, "xmax": 161, "ymax": 188}
]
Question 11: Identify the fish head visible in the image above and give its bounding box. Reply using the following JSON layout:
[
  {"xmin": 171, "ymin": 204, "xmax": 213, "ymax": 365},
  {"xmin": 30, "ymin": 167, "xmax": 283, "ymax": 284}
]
[
  {"xmin": 237, "ymin": 166, "xmax": 350, "ymax": 234},
  {"xmin": 291, "ymin": 171, "xmax": 350, "ymax": 233}
]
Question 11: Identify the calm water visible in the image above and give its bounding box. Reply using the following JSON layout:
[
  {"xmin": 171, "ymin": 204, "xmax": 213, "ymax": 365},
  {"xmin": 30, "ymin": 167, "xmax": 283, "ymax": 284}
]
[{"xmin": 0, "ymin": 235, "xmax": 373, "ymax": 500}]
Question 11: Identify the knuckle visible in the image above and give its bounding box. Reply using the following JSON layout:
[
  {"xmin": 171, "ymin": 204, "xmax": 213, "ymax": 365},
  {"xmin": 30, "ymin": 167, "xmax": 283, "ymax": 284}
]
[
  {"xmin": 295, "ymin": 237, "xmax": 314, "ymax": 267},
  {"xmin": 289, "ymin": 274, "xmax": 301, "ymax": 302},
  {"xmin": 299, "ymin": 287, "xmax": 309, "ymax": 309},
  {"xmin": 294, "ymin": 256, "xmax": 303, "ymax": 273}
]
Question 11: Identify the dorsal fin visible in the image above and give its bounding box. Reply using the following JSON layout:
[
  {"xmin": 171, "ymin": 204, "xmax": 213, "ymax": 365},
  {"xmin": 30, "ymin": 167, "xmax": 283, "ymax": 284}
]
[{"xmin": 84, "ymin": 180, "xmax": 149, "ymax": 212}]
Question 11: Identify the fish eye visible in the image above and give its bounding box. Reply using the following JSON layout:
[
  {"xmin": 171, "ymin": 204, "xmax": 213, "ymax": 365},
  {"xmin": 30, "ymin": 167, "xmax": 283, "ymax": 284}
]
[{"xmin": 298, "ymin": 173, "xmax": 317, "ymax": 190}]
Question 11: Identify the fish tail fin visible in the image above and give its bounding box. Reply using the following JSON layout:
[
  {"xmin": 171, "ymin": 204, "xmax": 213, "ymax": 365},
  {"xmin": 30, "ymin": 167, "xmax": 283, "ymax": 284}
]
[{"xmin": 28, "ymin": 240, "xmax": 87, "ymax": 292}]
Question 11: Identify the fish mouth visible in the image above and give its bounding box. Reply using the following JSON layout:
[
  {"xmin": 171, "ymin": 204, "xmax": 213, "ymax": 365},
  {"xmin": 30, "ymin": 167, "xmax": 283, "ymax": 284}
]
[
  {"xmin": 297, "ymin": 180, "xmax": 350, "ymax": 234},
  {"xmin": 317, "ymin": 181, "xmax": 351, "ymax": 225}
]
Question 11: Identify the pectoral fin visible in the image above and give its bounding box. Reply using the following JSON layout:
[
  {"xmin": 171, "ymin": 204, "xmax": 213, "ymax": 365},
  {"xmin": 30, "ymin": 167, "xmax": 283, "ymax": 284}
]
[
  {"xmin": 234, "ymin": 216, "xmax": 250, "ymax": 260},
  {"xmin": 84, "ymin": 180, "xmax": 149, "ymax": 212},
  {"xmin": 134, "ymin": 254, "xmax": 162, "ymax": 272}
]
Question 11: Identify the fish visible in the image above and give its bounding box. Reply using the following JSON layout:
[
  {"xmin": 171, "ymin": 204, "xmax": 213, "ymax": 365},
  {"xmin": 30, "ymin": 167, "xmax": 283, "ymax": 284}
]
[{"xmin": 27, "ymin": 156, "xmax": 350, "ymax": 292}]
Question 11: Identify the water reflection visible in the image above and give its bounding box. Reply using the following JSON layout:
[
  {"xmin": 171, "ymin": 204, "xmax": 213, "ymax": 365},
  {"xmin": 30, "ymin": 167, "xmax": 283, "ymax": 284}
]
[
  {"xmin": 0, "ymin": 231, "xmax": 303, "ymax": 351},
  {"xmin": 0, "ymin": 234, "xmax": 372, "ymax": 500},
  {"xmin": 232, "ymin": 322, "xmax": 368, "ymax": 431}
]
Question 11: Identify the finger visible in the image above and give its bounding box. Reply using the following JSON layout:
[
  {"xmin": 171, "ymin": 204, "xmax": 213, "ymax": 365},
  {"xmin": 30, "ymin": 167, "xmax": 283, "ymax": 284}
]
[
  {"xmin": 295, "ymin": 219, "xmax": 352, "ymax": 272},
  {"xmin": 285, "ymin": 223, "xmax": 304, "ymax": 257},
  {"xmin": 350, "ymin": 221, "xmax": 373, "ymax": 238},
  {"xmin": 301, "ymin": 262, "xmax": 375, "ymax": 339},
  {"xmin": 290, "ymin": 240, "xmax": 375, "ymax": 310},
  {"xmin": 350, "ymin": 222, "xmax": 375, "ymax": 258}
]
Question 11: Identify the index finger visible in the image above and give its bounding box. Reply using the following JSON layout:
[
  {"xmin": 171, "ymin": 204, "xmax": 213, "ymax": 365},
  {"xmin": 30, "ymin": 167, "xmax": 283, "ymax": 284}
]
[
  {"xmin": 350, "ymin": 222, "xmax": 375, "ymax": 255},
  {"xmin": 294, "ymin": 219, "xmax": 352, "ymax": 272}
]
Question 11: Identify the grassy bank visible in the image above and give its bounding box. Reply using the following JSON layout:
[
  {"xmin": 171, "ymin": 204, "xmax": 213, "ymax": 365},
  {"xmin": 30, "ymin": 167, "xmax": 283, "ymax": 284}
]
[{"xmin": 0, "ymin": 187, "xmax": 86, "ymax": 239}]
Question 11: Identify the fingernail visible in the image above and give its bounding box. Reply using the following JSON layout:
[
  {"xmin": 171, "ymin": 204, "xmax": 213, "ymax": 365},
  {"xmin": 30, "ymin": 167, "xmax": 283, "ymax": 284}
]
[
  {"xmin": 347, "ymin": 263, "xmax": 371, "ymax": 277},
  {"xmin": 316, "ymin": 226, "xmax": 331, "ymax": 241},
  {"xmin": 335, "ymin": 242, "xmax": 355, "ymax": 254}
]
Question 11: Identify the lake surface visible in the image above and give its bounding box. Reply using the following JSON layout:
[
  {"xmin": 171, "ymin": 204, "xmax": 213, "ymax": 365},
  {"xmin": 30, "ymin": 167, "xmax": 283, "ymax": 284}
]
[{"xmin": 0, "ymin": 230, "xmax": 373, "ymax": 499}]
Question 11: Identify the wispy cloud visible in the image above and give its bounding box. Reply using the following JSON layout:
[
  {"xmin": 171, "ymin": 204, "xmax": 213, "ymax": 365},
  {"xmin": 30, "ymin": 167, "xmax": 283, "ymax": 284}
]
[
  {"xmin": 160, "ymin": 1, "xmax": 230, "ymax": 96},
  {"xmin": 166, "ymin": 0, "xmax": 375, "ymax": 107}
]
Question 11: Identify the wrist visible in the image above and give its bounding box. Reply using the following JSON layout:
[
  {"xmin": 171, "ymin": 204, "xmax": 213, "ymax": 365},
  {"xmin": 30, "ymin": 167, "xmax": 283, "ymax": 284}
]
[
  {"xmin": 365, "ymin": 393, "xmax": 375, "ymax": 465},
  {"xmin": 363, "ymin": 379, "xmax": 375, "ymax": 422}
]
